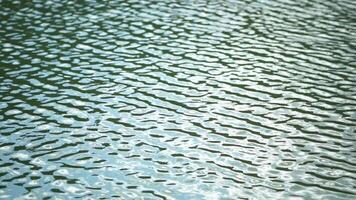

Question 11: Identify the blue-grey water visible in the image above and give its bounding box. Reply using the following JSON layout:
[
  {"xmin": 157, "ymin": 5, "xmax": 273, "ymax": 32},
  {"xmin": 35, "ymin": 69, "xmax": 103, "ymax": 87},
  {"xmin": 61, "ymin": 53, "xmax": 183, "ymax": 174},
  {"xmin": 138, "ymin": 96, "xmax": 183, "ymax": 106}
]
[{"xmin": 1, "ymin": 0, "xmax": 356, "ymax": 199}]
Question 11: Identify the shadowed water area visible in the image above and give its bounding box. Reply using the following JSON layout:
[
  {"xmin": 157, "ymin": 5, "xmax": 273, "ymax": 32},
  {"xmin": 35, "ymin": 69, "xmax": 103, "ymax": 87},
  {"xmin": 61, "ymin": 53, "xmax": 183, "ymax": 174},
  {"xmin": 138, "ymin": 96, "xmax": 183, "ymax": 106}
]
[{"xmin": 1, "ymin": 0, "xmax": 356, "ymax": 199}]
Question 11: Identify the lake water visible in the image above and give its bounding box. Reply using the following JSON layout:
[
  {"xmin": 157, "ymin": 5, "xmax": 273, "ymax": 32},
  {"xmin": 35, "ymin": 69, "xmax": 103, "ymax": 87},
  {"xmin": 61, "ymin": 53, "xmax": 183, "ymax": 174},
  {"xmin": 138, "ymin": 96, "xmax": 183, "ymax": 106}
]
[{"xmin": 1, "ymin": 0, "xmax": 356, "ymax": 199}]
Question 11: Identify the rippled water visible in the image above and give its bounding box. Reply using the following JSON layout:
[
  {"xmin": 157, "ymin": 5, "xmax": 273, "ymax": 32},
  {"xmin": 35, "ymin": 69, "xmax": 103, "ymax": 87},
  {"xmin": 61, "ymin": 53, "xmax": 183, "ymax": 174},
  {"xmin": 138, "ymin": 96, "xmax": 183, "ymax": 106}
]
[{"xmin": 1, "ymin": 0, "xmax": 356, "ymax": 199}]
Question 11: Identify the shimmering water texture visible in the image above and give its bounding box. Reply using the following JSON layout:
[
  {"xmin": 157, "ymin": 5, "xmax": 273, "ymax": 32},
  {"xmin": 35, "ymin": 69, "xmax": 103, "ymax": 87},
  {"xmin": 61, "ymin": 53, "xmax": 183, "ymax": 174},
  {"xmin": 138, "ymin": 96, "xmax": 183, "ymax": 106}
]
[{"xmin": 1, "ymin": 0, "xmax": 356, "ymax": 199}]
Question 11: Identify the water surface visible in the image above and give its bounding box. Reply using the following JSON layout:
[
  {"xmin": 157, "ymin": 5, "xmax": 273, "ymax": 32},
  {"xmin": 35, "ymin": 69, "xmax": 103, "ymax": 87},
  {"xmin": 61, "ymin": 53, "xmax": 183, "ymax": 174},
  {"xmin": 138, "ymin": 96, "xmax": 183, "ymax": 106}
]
[{"xmin": 1, "ymin": 0, "xmax": 356, "ymax": 199}]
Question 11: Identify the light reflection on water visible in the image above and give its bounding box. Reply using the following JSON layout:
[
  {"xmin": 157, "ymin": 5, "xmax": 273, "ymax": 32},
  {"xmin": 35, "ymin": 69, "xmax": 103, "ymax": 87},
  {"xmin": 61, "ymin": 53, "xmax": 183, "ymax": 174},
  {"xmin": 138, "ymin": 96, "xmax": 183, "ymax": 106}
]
[{"xmin": 0, "ymin": 0, "xmax": 356, "ymax": 199}]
